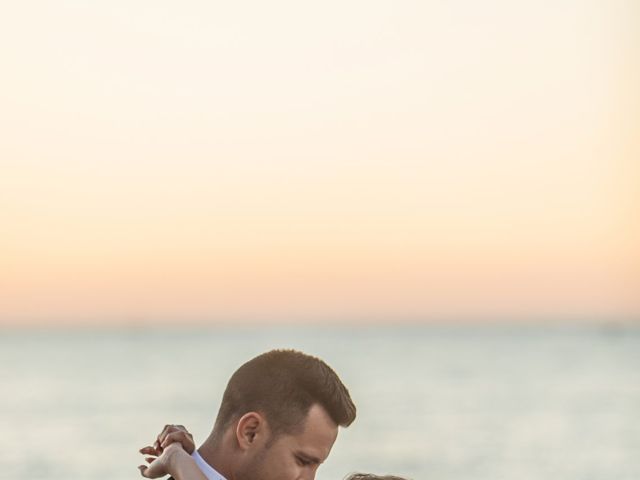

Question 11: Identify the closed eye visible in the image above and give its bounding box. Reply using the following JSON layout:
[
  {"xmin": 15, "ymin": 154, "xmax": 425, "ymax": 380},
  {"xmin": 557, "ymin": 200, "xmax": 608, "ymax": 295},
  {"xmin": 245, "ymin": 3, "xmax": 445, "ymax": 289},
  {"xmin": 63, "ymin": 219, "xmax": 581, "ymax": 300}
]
[{"xmin": 294, "ymin": 450, "xmax": 322, "ymax": 467}]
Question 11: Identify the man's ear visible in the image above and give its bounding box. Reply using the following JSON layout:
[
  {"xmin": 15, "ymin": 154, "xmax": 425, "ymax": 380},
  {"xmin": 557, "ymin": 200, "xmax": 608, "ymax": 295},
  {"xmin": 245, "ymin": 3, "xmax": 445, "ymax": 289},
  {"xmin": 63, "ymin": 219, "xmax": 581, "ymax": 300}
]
[{"xmin": 235, "ymin": 412, "xmax": 266, "ymax": 450}]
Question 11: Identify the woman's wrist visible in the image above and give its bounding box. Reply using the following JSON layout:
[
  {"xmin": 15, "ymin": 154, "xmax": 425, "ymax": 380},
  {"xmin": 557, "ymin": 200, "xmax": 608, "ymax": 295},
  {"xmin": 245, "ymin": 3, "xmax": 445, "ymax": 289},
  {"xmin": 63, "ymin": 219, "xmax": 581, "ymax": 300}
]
[
  {"xmin": 163, "ymin": 443, "xmax": 193, "ymax": 474},
  {"xmin": 162, "ymin": 443, "xmax": 208, "ymax": 480}
]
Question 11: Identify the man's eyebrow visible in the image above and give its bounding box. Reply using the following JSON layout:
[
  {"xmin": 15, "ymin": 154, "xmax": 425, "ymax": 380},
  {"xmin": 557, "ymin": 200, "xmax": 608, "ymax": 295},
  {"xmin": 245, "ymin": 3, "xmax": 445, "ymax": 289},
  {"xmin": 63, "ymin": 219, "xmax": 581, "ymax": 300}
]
[{"xmin": 295, "ymin": 451, "xmax": 322, "ymax": 464}]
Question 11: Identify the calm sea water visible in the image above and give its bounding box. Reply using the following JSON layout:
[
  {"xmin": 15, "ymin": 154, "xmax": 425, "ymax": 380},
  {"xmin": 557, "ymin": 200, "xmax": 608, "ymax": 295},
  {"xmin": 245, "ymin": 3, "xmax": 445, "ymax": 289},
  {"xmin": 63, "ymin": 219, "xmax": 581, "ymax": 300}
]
[{"xmin": 0, "ymin": 324, "xmax": 638, "ymax": 480}]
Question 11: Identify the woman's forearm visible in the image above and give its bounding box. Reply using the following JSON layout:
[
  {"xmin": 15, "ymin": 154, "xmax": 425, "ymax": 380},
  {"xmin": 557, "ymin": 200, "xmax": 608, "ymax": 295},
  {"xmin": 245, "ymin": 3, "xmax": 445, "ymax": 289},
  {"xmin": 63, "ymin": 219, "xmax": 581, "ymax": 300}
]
[{"xmin": 165, "ymin": 448, "xmax": 208, "ymax": 480}]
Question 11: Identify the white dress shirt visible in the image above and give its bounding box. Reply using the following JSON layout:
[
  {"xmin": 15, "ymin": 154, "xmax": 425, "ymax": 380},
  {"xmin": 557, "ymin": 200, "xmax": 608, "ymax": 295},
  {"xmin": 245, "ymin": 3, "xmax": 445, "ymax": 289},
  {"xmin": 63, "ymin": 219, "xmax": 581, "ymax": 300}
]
[{"xmin": 192, "ymin": 450, "xmax": 227, "ymax": 480}]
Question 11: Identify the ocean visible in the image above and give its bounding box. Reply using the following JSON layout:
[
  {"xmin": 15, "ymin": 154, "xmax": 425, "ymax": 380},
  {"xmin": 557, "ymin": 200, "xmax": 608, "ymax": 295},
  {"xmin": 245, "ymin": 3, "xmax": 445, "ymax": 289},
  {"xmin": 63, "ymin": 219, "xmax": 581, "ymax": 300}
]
[{"xmin": 0, "ymin": 324, "xmax": 638, "ymax": 480}]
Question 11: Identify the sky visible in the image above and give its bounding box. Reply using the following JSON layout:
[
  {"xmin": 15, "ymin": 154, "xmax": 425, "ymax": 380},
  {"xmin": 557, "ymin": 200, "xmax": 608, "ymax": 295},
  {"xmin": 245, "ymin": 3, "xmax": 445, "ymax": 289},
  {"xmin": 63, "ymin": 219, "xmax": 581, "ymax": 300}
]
[{"xmin": 1, "ymin": 1, "xmax": 638, "ymax": 325}]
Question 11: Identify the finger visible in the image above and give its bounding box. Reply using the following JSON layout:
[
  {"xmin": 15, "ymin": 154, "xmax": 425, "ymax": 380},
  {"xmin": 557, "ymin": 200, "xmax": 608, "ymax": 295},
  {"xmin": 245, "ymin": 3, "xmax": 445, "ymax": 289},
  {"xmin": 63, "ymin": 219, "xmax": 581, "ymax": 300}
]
[
  {"xmin": 161, "ymin": 431, "xmax": 196, "ymax": 453},
  {"xmin": 176, "ymin": 425, "xmax": 193, "ymax": 438},
  {"xmin": 157, "ymin": 424, "xmax": 179, "ymax": 447},
  {"xmin": 139, "ymin": 463, "xmax": 160, "ymax": 479},
  {"xmin": 155, "ymin": 424, "xmax": 171, "ymax": 448},
  {"xmin": 160, "ymin": 431, "xmax": 186, "ymax": 448},
  {"xmin": 158, "ymin": 424, "xmax": 191, "ymax": 447},
  {"xmin": 139, "ymin": 446, "xmax": 159, "ymax": 455},
  {"xmin": 146, "ymin": 457, "xmax": 155, "ymax": 464}
]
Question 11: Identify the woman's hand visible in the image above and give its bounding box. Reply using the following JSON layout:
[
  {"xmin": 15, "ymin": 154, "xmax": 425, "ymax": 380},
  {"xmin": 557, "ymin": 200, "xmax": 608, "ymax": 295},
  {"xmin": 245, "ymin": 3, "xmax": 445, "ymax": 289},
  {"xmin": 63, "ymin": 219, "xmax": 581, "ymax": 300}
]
[
  {"xmin": 138, "ymin": 441, "xmax": 208, "ymax": 480},
  {"xmin": 138, "ymin": 424, "xmax": 197, "ymax": 478},
  {"xmin": 138, "ymin": 441, "xmax": 190, "ymax": 478},
  {"xmin": 141, "ymin": 424, "xmax": 196, "ymax": 457}
]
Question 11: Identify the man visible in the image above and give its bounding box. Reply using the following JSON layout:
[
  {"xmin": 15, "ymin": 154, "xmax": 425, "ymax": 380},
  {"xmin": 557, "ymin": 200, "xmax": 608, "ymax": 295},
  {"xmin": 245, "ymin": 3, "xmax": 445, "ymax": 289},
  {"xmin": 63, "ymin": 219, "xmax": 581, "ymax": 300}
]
[{"xmin": 139, "ymin": 349, "xmax": 357, "ymax": 480}]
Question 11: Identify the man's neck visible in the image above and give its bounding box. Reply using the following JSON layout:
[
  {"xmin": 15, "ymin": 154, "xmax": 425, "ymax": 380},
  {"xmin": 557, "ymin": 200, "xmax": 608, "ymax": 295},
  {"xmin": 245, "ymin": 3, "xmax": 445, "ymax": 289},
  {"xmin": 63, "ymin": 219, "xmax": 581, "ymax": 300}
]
[{"xmin": 198, "ymin": 437, "xmax": 234, "ymax": 480}]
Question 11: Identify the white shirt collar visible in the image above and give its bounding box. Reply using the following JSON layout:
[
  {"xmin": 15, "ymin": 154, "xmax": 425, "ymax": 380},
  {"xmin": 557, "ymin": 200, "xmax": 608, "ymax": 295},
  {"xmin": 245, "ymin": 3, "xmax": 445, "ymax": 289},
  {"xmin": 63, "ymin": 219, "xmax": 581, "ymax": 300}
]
[{"xmin": 192, "ymin": 450, "xmax": 227, "ymax": 480}]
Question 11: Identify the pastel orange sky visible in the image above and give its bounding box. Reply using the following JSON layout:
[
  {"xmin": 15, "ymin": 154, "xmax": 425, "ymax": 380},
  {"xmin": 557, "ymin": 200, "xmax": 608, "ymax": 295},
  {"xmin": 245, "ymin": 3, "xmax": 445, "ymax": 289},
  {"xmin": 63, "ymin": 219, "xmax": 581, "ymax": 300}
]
[{"xmin": 1, "ymin": 1, "xmax": 638, "ymax": 325}]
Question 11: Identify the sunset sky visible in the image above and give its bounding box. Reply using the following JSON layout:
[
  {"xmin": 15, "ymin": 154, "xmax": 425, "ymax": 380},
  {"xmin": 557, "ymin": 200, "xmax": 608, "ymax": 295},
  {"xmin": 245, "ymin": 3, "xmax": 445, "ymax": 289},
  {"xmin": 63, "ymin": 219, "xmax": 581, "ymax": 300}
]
[{"xmin": 1, "ymin": 1, "xmax": 638, "ymax": 325}]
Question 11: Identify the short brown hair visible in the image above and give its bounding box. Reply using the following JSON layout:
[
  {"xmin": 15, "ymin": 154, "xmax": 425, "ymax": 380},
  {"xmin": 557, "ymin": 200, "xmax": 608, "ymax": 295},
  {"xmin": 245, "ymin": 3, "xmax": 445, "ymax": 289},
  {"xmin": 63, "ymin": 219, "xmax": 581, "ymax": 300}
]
[{"xmin": 214, "ymin": 349, "xmax": 356, "ymax": 436}]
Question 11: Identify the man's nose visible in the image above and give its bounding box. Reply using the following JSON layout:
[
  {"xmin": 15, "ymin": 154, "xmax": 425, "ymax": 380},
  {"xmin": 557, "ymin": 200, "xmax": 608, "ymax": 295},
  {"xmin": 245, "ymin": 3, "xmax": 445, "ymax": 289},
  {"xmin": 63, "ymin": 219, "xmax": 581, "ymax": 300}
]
[{"xmin": 299, "ymin": 467, "xmax": 317, "ymax": 480}]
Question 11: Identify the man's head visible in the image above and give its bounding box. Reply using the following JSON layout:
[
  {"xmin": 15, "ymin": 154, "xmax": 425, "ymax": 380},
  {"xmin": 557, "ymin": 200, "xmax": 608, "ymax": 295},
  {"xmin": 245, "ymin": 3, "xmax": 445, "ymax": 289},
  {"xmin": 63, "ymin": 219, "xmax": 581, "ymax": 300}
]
[
  {"xmin": 214, "ymin": 349, "xmax": 356, "ymax": 437},
  {"xmin": 208, "ymin": 349, "xmax": 356, "ymax": 480}
]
